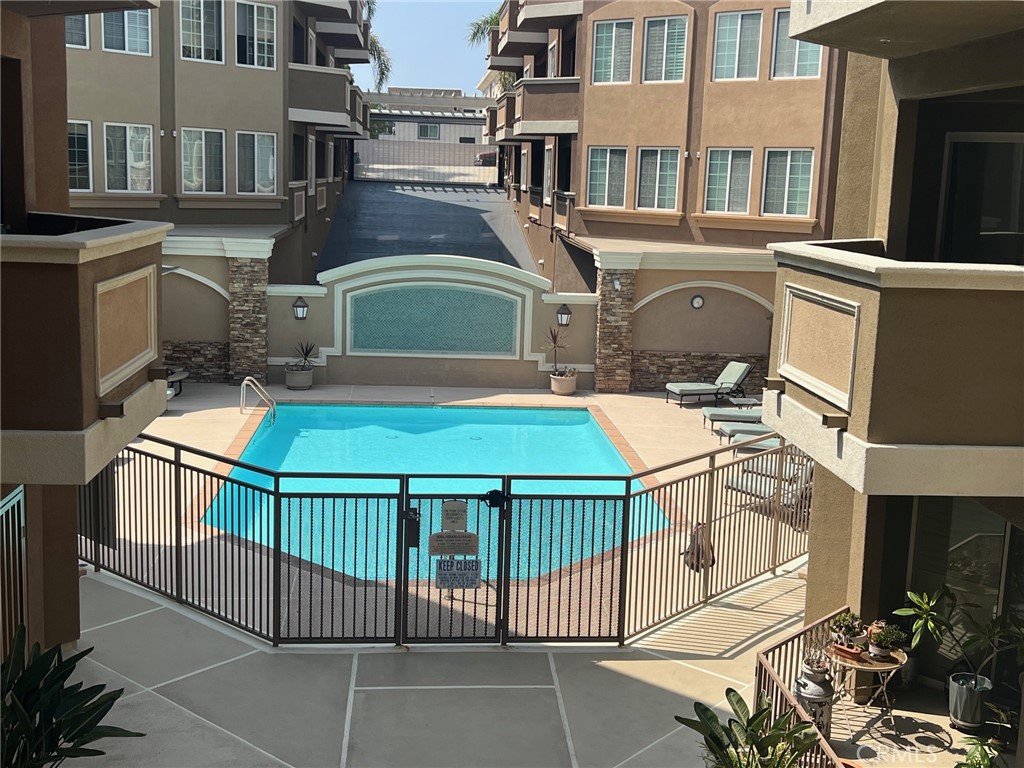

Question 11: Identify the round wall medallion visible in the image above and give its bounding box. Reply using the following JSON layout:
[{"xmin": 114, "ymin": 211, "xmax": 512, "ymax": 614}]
[{"xmin": 691, "ymin": 295, "xmax": 705, "ymax": 309}]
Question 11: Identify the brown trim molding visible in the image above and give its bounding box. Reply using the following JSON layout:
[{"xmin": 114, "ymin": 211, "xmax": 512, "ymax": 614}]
[
  {"xmin": 692, "ymin": 214, "xmax": 818, "ymax": 233},
  {"xmin": 70, "ymin": 194, "xmax": 167, "ymax": 209},
  {"xmin": 576, "ymin": 207, "xmax": 685, "ymax": 226},
  {"xmin": 175, "ymin": 195, "xmax": 286, "ymax": 210}
]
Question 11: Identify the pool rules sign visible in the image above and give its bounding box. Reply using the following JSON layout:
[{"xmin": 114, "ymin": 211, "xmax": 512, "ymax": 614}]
[{"xmin": 430, "ymin": 500, "xmax": 481, "ymax": 589}]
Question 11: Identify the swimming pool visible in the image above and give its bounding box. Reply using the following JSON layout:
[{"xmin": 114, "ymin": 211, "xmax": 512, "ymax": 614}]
[{"xmin": 204, "ymin": 404, "xmax": 665, "ymax": 578}]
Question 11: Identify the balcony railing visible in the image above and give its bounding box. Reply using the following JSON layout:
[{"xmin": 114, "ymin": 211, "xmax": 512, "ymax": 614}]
[
  {"xmin": 288, "ymin": 63, "xmax": 352, "ymax": 121},
  {"xmin": 495, "ymin": 91, "xmax": 518, "ymax": 142},
  {"xmin": 514, "ymin": 77, "xmax": 579, "ymax": 136},
  {"xmin": 488, "ymin": 26, "xmax": 525, "ymax": 72},
  {"xmin": 754, "ymin": 607, "xmax": 847, "ymax": 768}
]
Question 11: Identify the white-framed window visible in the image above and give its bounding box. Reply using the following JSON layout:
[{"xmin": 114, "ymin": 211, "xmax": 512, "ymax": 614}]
[
  {"xmin": 104, "ymin": 123, "xmax": 153, "ymax": 193},
  {"xmin": 587, "ymin": 147, "xmax": 627, "ymax": 207},
  {"xmin": 548, "ymin": 41, "xmax": 558, "ymax": 77},
  {"xmin": 636, "ymin": 148, "xmax": 679, "ymax": 210},
  {"xmin": 307, "ymin": 134, "xmax": 315, "ymax": 193},
  {"xmin": 772, "ymin": 9, "xmax": 821, "ymax": 79},
  {"xmin": 523, "ymin": 63, "xmax": 532, "ymax": 80},
  {"xmin": 762, "ymin": 148, "xmax": 813, "ymax": 216},
  {"xmin": 643, "ymin": 16, "xmax": 687, "ymax": 82},
  {"xmin": 592, "ymin": 20, "xmax": 633, "ymax": 84},
  {"xmin": 542, "ymin": 145, "xmax": 553, "ymax": 204},
  {"xmin": 327, "ymin": 140, "xmax": 335, "ymax": 180},
  {"xmin": 704, "ymin": 148, "xmax": 752, "ymax": 213},
  {"xmin": 519, "ymin": 148, "xmax": 528, "ymax": 190},
  {"xmin": 713, "ymin": 11, "xmax": 761, "ymax": 81},
  {"xmin": 181, "ymin": 128, "xmax": 225, "ymax": 193},
  {"xmin": 65, "ymin": 15, "xmax": 89, "ymax": 48},
  {"xmin": 236, "ymin": 131, "xmax": 276, "ymax": 194},
  {"xmin": 68, "ymin": 121, "xmax": 92, "ymax": 192},
  {"xmin": 418, "ymin": 124, "xmax": 440, "ymax": 140},
  {"xmin": 236, "ymin": 1, "xmax": 276, "ymax": 69},
  {"xmin": 102, "ymin": 9, "xmax": 150, "ymax": 55},
  {"xmin": 181, "ymin": 0, "xmax": 223, "ymax": 63}
]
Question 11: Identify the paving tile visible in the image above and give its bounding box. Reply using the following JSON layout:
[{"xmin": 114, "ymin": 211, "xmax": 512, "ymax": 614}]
[
  {"xmin": 86, "ymin": 691, "xmax": 285, "ymax": 767},
  {"xmin": 552, "ymin": 652, "xmax": 732, "ymax": 768},
  {"xmin": 81, "ymin": 608, "xmax": 255, "ymax": 688},
  {"xmin": 158, "ymin": 652, "xmax": 352, "ymax": 768},
  {"xmin": 346, "ymin": 688, "xmax": 571, "ymax": 768},
  {"xmin": 356, "ymin": 649, "xmax": 552, "ymax": 687},
  {"xmin": 70, "ymin": 656, "xmax": 144, "ymax": 699},
  {"xmin": 79, "ymin": 577, "xmax": 161, "ymax": 631}
]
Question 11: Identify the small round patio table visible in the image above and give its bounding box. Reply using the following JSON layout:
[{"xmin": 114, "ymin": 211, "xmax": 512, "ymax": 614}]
[{"xmin": 826, "ymin": 647, "xmax": 907, "ymax": 735}]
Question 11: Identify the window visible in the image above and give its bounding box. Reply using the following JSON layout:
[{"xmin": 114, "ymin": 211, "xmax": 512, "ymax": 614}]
[
  {"xmin": 705, "ymin": 148, "xmax": 752, "ymax": 213},
  {"xmin": 292, "ymin": 133, "xmax": 305, "ymax": 181},
  {"xmin": 762, "ymin": 149, "xmax": 813, "ymax": 216},
  {"xmin": 237, "ymin": 131, "xmax": 276, "ymax": 194},
  {"xmin": 587, "ymin": 147, "xmax": 627, "ymax": 207},
  {"xmin": 315, "ymin": 138, "xmax": 326, "ymax": 179},
  {"xmin": 104, "ymin": 124, "xmax": 152, "ymax": 192},
  {"xmin": 772, "ymin": 10, "xmax": 821, "ymax": 78},
  {"xmin": 458, "ymin": 136, "xmax": 476, "ymax": 144},
  {"xmin": 102, "ymin": 10, "xmax": 150, "ymax": 55},
  {"xmin": 332, "ymin": 138, "xmax": 344, "ymax": 178},
  {"xmin": 523, "ymin": 64, "xmax": 532, "ymax": 80},
  {"xmin": 181, "ymin": 128, "xmax": 225, "ymax": 193},
  {"xmin": 181, "ymin": 0, "xmax": 223, "ymax": 62},
  {"xmin": 713, "ymin": 11, "xmax": 761, "ymax": 80},
  {"xmin": 548, "ymin": 41, "xmax": 558, "ymax": 77},
  {"xmin": 236, "ymin": 2, "xmax": 275, "ymax": 69},
  {"xmin": 418, "ymin": 124, "xmax": 440, "ymax": 140},
  {"xmin": 542, "ymin": 146, "xmax": 553, "ymax": 204},
  {"xmin": 637, "ymin": 148, "xmax": 679, "ymax": 210},
  {"xmin": 68, "ymin": 122, "xmax": 92, "ymax": 191},
  {"xmin": 644, "ymin": 17, "xmax": 687, "ymax": 82},
  {"xmin": 65, "ymin": 15, "xmax": 88, "ymax": 48},
  {"xmin": 519, "ymin": 149, "xmax": 528, "ymax": 190},
  {"xmin": 592, "ymin": 20, "xmax": 632, "ymax": 84},
  {"xmin": 307, "ymin": 134, "xmax": 314, "ymax": 192}
]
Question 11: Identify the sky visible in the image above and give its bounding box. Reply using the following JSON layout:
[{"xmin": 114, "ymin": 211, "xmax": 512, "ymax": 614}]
[{"xmin": 351, "ymin": 0, "xmax": 497, "ymax": 95}]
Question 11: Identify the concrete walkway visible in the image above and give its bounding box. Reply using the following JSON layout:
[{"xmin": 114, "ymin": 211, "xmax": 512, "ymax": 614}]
[{"xmin": 74, "ymin": 567, "xmax": 806, "ymax": 768}]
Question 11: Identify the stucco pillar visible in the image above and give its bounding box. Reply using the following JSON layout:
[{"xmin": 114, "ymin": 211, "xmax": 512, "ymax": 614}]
[
  {"xmin": 24, "ymin": 484, "xmax": 80, "ymax": 649},
  {"xmin": 594, "ymin": 268, "xmax": 636, "ymax": 393},
  {"xmin": 228, "ymin": 257, "xmax": 268, "ymax": 383}
]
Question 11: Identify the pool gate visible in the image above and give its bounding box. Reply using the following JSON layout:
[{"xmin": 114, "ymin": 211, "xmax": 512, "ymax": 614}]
[{"xmin": 78, "ymin": 433, "xmax": 812, "ymax": 645}]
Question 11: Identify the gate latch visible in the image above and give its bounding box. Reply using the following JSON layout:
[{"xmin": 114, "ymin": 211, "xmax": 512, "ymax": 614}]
[
  {"xmin": 405, "ymin": 507, "xmax": 420, "ymax": 547},
  {"xmin": 479, "ymin": 489, "xmax": 510, "ymax": 509}
]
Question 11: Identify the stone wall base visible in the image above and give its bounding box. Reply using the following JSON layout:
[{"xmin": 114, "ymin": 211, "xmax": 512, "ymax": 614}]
[
  {"xmin": 162, "ymin": 341, "xmax": 230, "ymax": 383},
  {"xmin": 631, "ymin": 351, "xmax": 770, "ymax": 393}
]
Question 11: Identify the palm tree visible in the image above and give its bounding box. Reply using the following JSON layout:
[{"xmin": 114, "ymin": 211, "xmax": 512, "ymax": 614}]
[
  {"xmin": 366, "ymin": 0, "xmax": 392, "ymax": 91},
  {"xmin": 467, "ymin": 8, "xmax": 517, "ymax": 91}
]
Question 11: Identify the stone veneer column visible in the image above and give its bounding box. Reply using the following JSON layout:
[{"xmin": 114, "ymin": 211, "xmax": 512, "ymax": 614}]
[
  {"xmin": 228, "ymin": 257, "xmax": 268, "ymax": 383},
  {"xmin": 594, "ymin": 268, "xmax": 637, "ymax": 393}
]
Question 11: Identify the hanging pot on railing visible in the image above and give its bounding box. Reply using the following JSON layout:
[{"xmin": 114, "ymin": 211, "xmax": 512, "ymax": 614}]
[{"xmin": 794, "ymin": 660, "xmax": 834, "ymax": 739}]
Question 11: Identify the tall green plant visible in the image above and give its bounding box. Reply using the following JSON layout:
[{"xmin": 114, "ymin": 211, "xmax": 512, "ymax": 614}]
[
  {"xmin": 894, "ymin": 586, "xmax": 1024, "ymax": 688},
  {"xmin": 365, "ymin": 0, "xmax": 391, "ymax": 90},
  {"xmin": 2, "ymin": 626, "xmax": 143, "ymax": 767},
  {"xmin": 467, "ymin": 8, "xmax": 518, "ymax": 91},
  {"xmin": 676, "ymin": 688, "xmax": 818, "ymax": 768}
]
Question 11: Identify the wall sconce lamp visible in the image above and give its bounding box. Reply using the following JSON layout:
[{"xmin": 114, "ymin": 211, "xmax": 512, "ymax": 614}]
[
  {"xmin": 292, "ymin": 297, "xmax": 309, "ymax": 320},
  {"xmin": 556, "ymin": 303, "xmax": 572, "ymax": 327},
  {"xmin": 612, "ymin": 277, "xmax": 621, "ymax": 291}
]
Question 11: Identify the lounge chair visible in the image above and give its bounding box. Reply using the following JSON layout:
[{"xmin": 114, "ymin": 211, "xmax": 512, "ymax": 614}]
[
  {"xmin": 714, "ymin": 421, "xmax": 774, "ymax": 443},
  {"xmin": 730, "ymin": 435, "xmax": 781, "ymax": 454},
  {"xmin": 701, "ymin": 407, "xmax": 763, "ymax": 428},
  {"xmin": 664, "ymin": 362, "xmax": 752, "ymax": 406}
]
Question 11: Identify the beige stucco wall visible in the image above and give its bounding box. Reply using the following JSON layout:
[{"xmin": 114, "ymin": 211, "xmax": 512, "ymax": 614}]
[
  {"xmin": 161, "ymin": 273, "xmax": 228, "ymax": 342},
  {"xmin": 164, "ymin": 254, "xmax": 229, "ymax": 289},
  {"xmin": 633, "ymin": 286, "xmax": 772, "ymax": 353},
  {"xmin": 634, "ymin": 269, "xmax": 775, "ymax": 304}
]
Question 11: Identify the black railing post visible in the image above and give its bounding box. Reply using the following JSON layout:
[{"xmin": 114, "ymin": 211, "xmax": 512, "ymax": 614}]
[
  {"xmin": 770, "ymin": 439, "xmax": 786, "ymax": 575},
  {"xmin": 701, "ymin": 455, "xmax": 716, "ymax": 604},
  {"xmin": 173, "ymin": 446, "xmax": 183, "ymax": 603},
  {"xmin": 499, "ymin": 475, "xmax": 513, "ymax": 645},
  {"xmin": 395, "ymin": 474, "xmax": 408, "ymax": 647},
  {"xmin": 616, "ymin": 476, "xmax": 632, "ymax": 645},
  {"xmin": 272, "ymin": 475, "xmax": 282, "ymax": 647}
]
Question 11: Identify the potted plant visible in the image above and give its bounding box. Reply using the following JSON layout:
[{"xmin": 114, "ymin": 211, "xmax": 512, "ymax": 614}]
[
  {"xmin": 284, "ymin": 342, "xmax": 316, "ymax": 390},
  {"xmin": 830, "ymin": 611, "xmax": 866, "ymax": 660},
  {"xmin": 894, "ymin": 586, "xmax": 1024, "ymax": 732},
  {"xmin": 543, "ymin": 326, "xmax": 577, "ymax": 396},
  {"xmin": 868, "ymin": 624, "xmax": 907, "ymax": 660}
]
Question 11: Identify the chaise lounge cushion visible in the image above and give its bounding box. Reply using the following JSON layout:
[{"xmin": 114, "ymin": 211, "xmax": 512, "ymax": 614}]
[
  {"xmin": 714, "ymin": 422, "xmax": 774, "ymax": 439},
  {"xmin": 701, "ymin": 407, "xmax": 762, "ymax": 427},
  {"xmin": 665, "ymin": 361, "xmax": 752, "ymax": 403}
]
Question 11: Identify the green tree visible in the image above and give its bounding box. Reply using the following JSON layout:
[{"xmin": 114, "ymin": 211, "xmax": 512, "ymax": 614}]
[
  {"xmin": 366, "ymin": 0, "xmax": 392, "ymax": 91},
  {"xmin": 467, "ymin": 8, "xmax": 517, "ymax": 91}
]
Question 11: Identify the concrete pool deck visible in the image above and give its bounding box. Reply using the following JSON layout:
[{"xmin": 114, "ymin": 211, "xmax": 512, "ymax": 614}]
[{"xmin": 75, "ymin": 564, "xmax": 807, "ymax": 768}]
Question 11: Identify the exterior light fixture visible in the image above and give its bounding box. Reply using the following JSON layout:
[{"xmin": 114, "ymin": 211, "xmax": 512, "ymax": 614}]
[
  {"xmin": 556, "ymin": 304, "xmax": 572, "ymax": 327},
  {"xmin": 613, "ymin": 277, "xmax": 621, "ymax": 290},
  {"xmin": 292, "ymin": 296, "xmax": 309, "ymax": 320}
]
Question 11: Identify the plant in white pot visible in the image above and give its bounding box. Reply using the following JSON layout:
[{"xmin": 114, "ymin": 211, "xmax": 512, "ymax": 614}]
[
  {"xmin": 867, "ymin": 624, "xmax": 906, "ymax": 661},
  {"xmin": 544, "ymin": 326, "xmax": 577, "ymax": 396},
  {"xmin": 284, "ymin": 342, "xmax": 316, "ymax": 390},
  {"xmin": 895, "ymin": 586, "xmax": 1024, "ymax": 733}
]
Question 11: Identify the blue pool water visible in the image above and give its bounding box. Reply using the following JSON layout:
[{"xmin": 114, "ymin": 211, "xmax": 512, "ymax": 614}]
[{"xmin": 204, "ymin": 404, "xmax": 664, "ymax": 578}]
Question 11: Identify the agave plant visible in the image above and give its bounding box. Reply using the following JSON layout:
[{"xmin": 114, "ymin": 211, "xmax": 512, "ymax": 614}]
[
  {"xmin": 542, "ymin": 326, "xmax": 569, "ymax": 376},
  {"xmin": 287, "ymin": 342, "xmax": 317, "ymax": 372},
  {"xmin": 2, "ymin": 625, "xmax": 143, "ymax": 766},
  {"xmin": 676, "ymin": 688, "xmax": 818, "ymax": 768}
]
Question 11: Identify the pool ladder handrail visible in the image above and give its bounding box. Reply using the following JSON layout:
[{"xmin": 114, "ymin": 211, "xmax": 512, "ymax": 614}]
[{"xmin": 240, "ymin": 377, "xmax": 277, "ymax": 424}]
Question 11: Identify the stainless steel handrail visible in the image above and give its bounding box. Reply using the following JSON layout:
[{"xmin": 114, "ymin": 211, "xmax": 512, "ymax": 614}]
[{"xmin": 240, "ymin": 377, "xmax": 277, "ymax": 424}]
